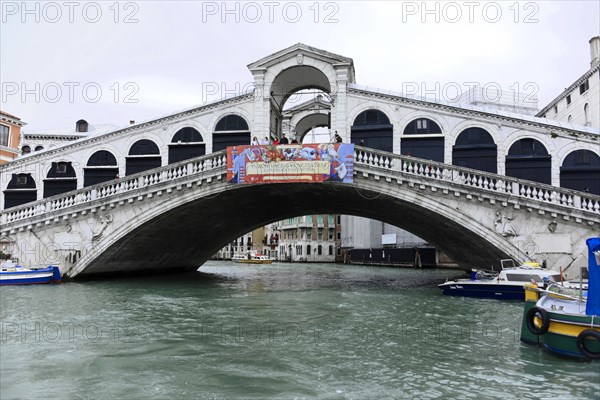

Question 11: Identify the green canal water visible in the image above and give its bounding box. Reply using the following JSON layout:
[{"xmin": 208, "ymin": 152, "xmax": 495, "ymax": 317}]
[{"xmin": 1, "ymin": 262, "xmax": 599, "ymax": 399}]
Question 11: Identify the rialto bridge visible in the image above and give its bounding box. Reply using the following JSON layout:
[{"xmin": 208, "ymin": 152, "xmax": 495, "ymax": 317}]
[{"xmin": 1, "ymin": 43, "xmax": 599, "ymax": 279}]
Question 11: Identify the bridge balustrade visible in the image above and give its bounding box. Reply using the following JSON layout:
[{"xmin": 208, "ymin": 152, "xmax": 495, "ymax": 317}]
[
  {"xmin": 1, "ymin": 152, "xmax": 227, "ymax": 225},
  {"xmin": 353, "ymin": 147, "xmax": 600, "ymax": 214}
]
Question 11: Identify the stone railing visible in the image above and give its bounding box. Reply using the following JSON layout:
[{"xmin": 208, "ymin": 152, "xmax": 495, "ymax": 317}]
[
  {"xmin": 353, "ymin": 147, "xmax": 600, "ymax": 215},
  {"xmin": 1, "ymin": 151, "xmax": 227, "ymax": 226}
]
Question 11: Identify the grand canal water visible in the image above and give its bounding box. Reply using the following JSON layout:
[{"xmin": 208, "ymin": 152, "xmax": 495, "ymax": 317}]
[{"xmin": 1, "ymin": 262, "xmax": 598, "ymax": 399}]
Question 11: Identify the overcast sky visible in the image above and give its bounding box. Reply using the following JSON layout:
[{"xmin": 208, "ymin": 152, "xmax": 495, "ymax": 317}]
[{"xmin": 1, "ymin": 1, "xmax": 599, "ymax": 132}]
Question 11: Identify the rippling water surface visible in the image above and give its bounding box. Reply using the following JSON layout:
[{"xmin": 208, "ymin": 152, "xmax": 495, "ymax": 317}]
[{"xmin": 1, "ymin": 262, "xmax": 599, "ymax": 399}]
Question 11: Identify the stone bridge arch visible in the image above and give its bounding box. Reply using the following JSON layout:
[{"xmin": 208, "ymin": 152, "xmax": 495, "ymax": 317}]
[{"xmin": 67, "ymin": 176, "xmax": 525, "ymax": 278}]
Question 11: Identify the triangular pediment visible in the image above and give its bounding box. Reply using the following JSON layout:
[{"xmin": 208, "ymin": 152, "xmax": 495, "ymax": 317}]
[
  {"xmin": 247, "ymin": 43, "xmax": 353, "ymax": 71},
  {"xmin": 283, "ymin": 98, "xmax": 331, "ymax": 115}
]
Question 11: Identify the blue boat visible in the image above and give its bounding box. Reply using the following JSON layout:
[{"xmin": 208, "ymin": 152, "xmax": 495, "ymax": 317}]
[
  {"xmin": 438, "ymin": 260, "xmax": 563, "ymax": 300},
  {"xmin": 0, "ymin": 261, "xmax": 61, "ymax": 285}
]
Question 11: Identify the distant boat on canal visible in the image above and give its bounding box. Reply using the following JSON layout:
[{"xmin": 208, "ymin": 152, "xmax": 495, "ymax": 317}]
[
  {"xmin": 0, "ymin": 261, "xmax": 61, "ymax": 285},
  {"xmin": 231, "ymin": 252, "xmax": 274, "ymax": 264}
]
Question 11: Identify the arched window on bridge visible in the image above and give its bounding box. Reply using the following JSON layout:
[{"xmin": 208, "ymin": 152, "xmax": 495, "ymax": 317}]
[
  {"xmin": 34, "ymin": 146, "xmax": 44, "ymax": 152},
  {"xmin": 21, "ymin": 145, "xmax": 31, "ymax": 155},
  {"xmin": 169, "ymin": 127, "xmax": 206, "ymax": 164},
  {"xmin": 43, "ymin": 162, "xmax": 77, "ymax": 198},
  {"xmin": 452, "ymin": 127, "xmax": 497, "ymax": 173},
  {"xmin": 213, "ymin": 115, "xmax": 250, "ymax": 152},
  {"xmin": 401, "ymin": 118, "xmax": 444, "ymax": 162},
  {"xmin": 126, "ymin": 139, "xmax": 161, "ymax": 176},
  {"xmin": 505, "ymin": 138, "xmax": 551, "ymax": 185},
  {"xmin": 84, "ymin": 150, "xmax": 119, "ymax": 187},
  {"xmin": 3, "ymin": 173, "xmax": 37, "ymax": 208},
  {"xmin": 560, "ymin": 150, "xmax": 600, "ymax": 195},
  {"xmin": 350, "ymin": 109, "xmax": 393, "ymax": 152}
]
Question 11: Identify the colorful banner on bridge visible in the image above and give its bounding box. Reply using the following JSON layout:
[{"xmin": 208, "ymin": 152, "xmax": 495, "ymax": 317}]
[{"xmin": 226, "ymin": 144, "xmax": 354, "ymax": 184}]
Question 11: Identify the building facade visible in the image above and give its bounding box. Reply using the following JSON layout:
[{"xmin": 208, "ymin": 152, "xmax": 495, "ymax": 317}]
[
  {"xmin": 215, "ymin": 231, "xmax": 256, "ymax": 260},
  {"xmin": 537, "ymin": 36, "xmax": 600, "ymax": 129},
  {"xmin": 215, "ymin": 214, "xmax": 340, "ymax": 263},
  {"xmin": 0, "ymin": 110, "xmax": 25, "ymax": 164},
  {"xmin": 277, "ymin": 214, "xmax": 339, "ymax": 262},
  {"xmin": 20, "ymin": 119, "xmax": 120, "ymax": 155}
]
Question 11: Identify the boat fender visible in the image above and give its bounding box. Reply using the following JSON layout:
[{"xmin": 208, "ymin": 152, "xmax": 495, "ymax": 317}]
[
  {"xmin": 525, "ymin": 306, "xmax": 550, "ymax": 335},
  {"xmin": 576, "ymin": 329, "xmax": 600, "ymax": 360}
]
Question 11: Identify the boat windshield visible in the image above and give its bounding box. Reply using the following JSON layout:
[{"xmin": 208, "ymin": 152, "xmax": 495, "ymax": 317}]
[{"xmin": 505, "ymin": 273, "xmax": 558, "ymax": 282}]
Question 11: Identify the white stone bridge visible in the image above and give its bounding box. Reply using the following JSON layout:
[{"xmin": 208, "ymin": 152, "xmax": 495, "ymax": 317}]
[{"xmin": 1, "ymin": 146, "xmax": 598, "ymax": 279}]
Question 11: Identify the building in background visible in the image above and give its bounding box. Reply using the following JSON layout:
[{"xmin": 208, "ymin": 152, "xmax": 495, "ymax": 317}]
[
  {"xmin": 214, "ymin": 230, "xmax": 255, "ymax": 260},
  {"xmin": 454, "ymin": 85, "xmax": 538, "ymax": 115},
  {"xmin": 215, "ymin": 214, "xmax": 340, "ymax": 262},
  {"xmin": 339, "ymin": 216, "xmax": 448, "ymax": 267},
  {"xmin": 537, "ymin": 36, "xmax": 600, "ymax": 128},
  {"xmin": 20, "ymin": 119, "xmax": 119, "ymax": 155},
  {"xmin": 0, "ymin": 110, "xmax": 25, "ymax": 164},
  {"xmin": 277, "ymin": 214, "xmax": 339, "ymax": 262}
]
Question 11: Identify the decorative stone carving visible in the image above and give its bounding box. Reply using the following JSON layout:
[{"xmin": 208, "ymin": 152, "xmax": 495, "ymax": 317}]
[
  {"xmin": 494, "ymin": 211, "xmax": 517, "ymax": 237},
  {"xmin": 296, "ymin": 53, "xmax": 303, "ymax": 64},
  {"xmin": 92, "ymin": 214, "xmax": 113, "ymax": 241},
  {"xmin": 548, "ymin": 219, "xmax": 557, "ymax": 233}
]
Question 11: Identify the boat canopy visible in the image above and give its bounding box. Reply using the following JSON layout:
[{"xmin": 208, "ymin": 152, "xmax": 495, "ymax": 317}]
[{"xmin": 586, "ymin": 237, "xmax": 600, "ymax": 316}]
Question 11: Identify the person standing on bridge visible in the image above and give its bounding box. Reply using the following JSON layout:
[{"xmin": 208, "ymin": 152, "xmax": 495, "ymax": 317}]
[
  {"xmin": 280, "ymin": 134, "xmax": 289, "ymax": 144},
  {"xmin": 252, "ymin": 136, "xmax": 259, "ymax": 145}
]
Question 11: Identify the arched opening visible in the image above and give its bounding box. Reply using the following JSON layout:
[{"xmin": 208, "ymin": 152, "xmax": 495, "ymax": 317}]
[
  {"xmin": 350, "ymin": 109, "xmax": 393, "ymax": 152},
  {"xmin": 21, "ymin": 145, "xmax": 31, "ymax": 155},
  {"xmin": 271, "ymin": 66, "xmax": 332, "ymax": 139},
  {"xmin": 506, "ymin": 138, "xmax": 551, "ymax": 184},
  {"xmin": 76, "ymin": 119, "xmax": 89, "ymax": 133},
  {"xmin": 34, "ymin": 146, "xmax": 44, "ymax": 152},
  {"xmin": 293, "ymin": 113, "xmax": 330, "ymax": 143},
  {"xmin": 168, "ymin": 127, "xmax": 206, "ymax": 164},
  {"xmin": 3, "ymin": 174, "xmax": 37, "ymax": 208},
  {"xmin": 307, "ymin": 244, "xmax": 311, "ymax": 256},
  {"xmin": 452, "ymin": 127, "xmax": 497, "ymax": 173},
  {"xmin": 44, "ymin": 162, "xmax": 77, "ymax": 198},
  {"xmin": 84, "ymin": 150, "xmax": 119, "ymax": 187},
  {"xmin": 560, "ymin": 150, "xmax": 600, "ymax": 195},
  {"xmin": 213, "ymin": 115, "xmax": 250, "ymax": 152},
  {"xmin": 126, "ymin": 140, "xmax": 161, "ymax": 176},
  {"xmin": 401, "ymin": 118, "xmax": 443, "ymax": 161}
]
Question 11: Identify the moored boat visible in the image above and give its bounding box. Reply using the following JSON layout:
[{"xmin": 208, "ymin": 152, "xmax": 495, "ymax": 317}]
[
  {"xmin": 520, "ymin": 237, "xmax": 600, "ymax": 360},
  {"xmin": 0, "ymin": 261, "xmax": 62, "ymax": 285},
  {"xmin": 438, "ymin": 259, "xmax": 562, "ymax": 300}
]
